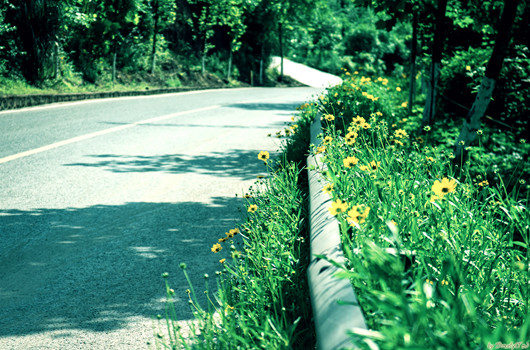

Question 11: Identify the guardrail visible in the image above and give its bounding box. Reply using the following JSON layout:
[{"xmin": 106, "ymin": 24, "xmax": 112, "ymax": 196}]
[
  {"xmin": 0, "ymin": 86, "xmax": 225, "ymax": 111},
  {"xmin": 306, "ymin": 116, "xmax": 368, "ymax": 349}
]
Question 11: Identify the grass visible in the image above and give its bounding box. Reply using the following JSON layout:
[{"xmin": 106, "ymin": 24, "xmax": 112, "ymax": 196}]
[
  {"xmin": 153, "ymin": 105, "xmax": 317, "ymax": 349},
  {"xmin": 153, "ymin": 70, "xmax": 528, "ymax": 349},
  {"xmin": 310, "ymin": 72, "xmax": 529, "ymax": 349}
]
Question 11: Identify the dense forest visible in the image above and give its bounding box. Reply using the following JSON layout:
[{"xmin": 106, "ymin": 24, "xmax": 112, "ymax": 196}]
[{"xmin": 0, "ymin": 0, "xmax": 528, "ymax": 137}]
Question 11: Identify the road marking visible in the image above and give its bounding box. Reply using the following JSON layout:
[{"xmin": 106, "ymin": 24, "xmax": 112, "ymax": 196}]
[{"xmin": 0, "ymin": 105, "xmax": 221, "ymax": 164}]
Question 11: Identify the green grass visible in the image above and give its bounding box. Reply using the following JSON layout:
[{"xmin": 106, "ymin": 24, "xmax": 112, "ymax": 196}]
[
  {"xmin": 153, "ymin": 71, "xmax": 528, "ymax": 349},
  {"xmin": 311, "ymin": 72, "xmax": 529, "ymax": 349},
  {"xmin": 153, "ymin": 107, "xmax": 317, "ymax": 349}
]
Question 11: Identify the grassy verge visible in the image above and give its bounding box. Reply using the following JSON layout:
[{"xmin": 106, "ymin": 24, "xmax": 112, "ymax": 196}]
[
  {"xmin": 0, "ymin": 67, "xmax": 229, "ymax": 96},
  {"xmin": 311, "ymin": 72, "xmax": 529, "ymax": 348},
  {"xmin": 153, "ymin": 104, "xmax": 317, "ymax": 349}
]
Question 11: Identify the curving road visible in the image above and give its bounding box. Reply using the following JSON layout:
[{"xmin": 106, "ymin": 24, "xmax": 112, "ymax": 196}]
[{"xmin": 0, "ymin": 87, "xmax": 320, "ymax": 349}]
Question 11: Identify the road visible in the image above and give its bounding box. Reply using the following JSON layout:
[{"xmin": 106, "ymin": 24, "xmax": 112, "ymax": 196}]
[{"xmin": 0, "ymin": 87, "xmax": 319, "ymax": 349}]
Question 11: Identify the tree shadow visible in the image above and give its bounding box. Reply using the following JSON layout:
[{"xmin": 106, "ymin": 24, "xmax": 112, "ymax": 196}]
[
  {"xmin": 226, "ymin": 102, "xmax": 302, "ymax": 111},
  {"xmin": 0, "ymin": 197, "xmax": 245, "ymax": 337},
  {"xmin": 99, "ymin": 121, "xmax": 289, "ymax": 129},
  {"xmin": 63, "ymin": 149, "xmax": 271, "ymax": 179}
]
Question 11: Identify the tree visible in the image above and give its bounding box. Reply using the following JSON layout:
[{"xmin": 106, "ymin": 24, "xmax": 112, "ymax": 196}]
[
  {"xmin": 454, "ymin": 0, "xmax": 521, "ymax": 161},
  {"xmin": 421, "ymin": 0, "xmax": 448, "ymax": 126},
  {"xmin": 5, "ymin": 0, "xmax": 65, "ymax": 83},
  {"xmin": 0, "ymin": 0, "xmax": 17, "ymax": 76},
  {"xmin": 148, "ymin": 0, "xmax": 176, "ymax": 74},
  {"xmin": 212, "ymin": 0, "xmax": 247, "ymax": 80},
  {"xmin": 187, "ymin": 0, "xmax": 217, "ymax": 74}
]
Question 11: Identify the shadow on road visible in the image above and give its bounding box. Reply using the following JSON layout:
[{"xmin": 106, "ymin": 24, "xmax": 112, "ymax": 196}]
[
  {"xmin": 0, "ymin": 197, "xmax": 245, "ymax": 337},
  {"xmin": 63, "ymin": 149, "xmax": 273, "ymax": 180},
  {"xmin": 226, "ymin": 102, "xmax": 301, "ymax": 111}
]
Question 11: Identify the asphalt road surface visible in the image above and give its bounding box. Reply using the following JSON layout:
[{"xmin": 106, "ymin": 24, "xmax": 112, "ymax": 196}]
[{"xmin": 0, "ymin": 87, "xmax": 320, "ymax": 349}]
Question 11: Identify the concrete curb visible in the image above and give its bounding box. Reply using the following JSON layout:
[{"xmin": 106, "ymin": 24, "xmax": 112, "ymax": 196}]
[
  {"xmin": 307, "ymin": 116, "xmax": 367, "ymax": 349},
  {"xmin": 0, "ymin": 85, "xmax": 227, "ymax": 111}
]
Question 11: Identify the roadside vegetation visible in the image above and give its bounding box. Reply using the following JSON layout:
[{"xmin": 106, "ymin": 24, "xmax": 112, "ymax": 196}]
[
  {"xmin": 154, "ymin": 66, "xmax": 528, "ymax": 348},
  {"xmin": 312, "ymin": 71, "xmax": 529, "ymax": 348},
  {"xmin": 154, "ymin": 104, "xmax": 317, "ymax": 349}
]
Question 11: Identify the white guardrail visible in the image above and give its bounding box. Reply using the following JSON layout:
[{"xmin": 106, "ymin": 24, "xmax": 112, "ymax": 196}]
[{"xmin": 306, "ymin": 116, "xmax": 368, "ymax": 349}]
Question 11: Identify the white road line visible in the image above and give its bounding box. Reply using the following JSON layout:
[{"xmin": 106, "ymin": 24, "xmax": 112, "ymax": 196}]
[{"xmin": 0, "ymin": 105, "xmax": 221, "ymax": 164}]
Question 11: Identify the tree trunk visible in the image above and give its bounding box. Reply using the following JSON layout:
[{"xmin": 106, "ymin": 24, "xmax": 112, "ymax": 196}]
[
  {"xmin": 279, "ymin": 22, "xmax": 283, "ymax": 82},
  {"xmin": 201, "ymin": 37, "xmax": 207, "ymax": 75},
  {"xmin": 227, "ymin": 44, "xmax": 232, "ymax": 80},
  {"xmin": 259, "ymin": 46, "xmax": 264, "ymax": 85},
  {"xmin": 112, "ymin": 48, "xmax": 117, "ymax": 84},
  {"xmin": 421, "ymin": 0, "xmax": 448, "ymax": 126},
  {"xmin": 408, "ymin": 11, "xmax": 418, "ymax": 115},
  {"xmin": 54, "ymin": 40, "xmax": 60, "ymax": 80},
  {"xmin": 455, "ymin": 0, "xmax": 519, "ymax": 161},
  {"xmin": 259, "ymin": 58, "xmax": 263, "ymax": 85},
  {"xmin": 151, "ymin": 0, "xmax": 160, "ymax": 74}
]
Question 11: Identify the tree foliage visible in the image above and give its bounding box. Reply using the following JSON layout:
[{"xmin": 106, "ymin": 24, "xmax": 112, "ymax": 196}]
[{"xmin": 0, "ymin": 0, "xmax": 527, "ymax": 144}]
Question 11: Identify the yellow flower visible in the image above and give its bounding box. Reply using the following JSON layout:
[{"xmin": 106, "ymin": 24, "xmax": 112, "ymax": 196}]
[
  {"xmin": 466, "ymin": 65, "xmax": 471, "ymax": 71},
  {"xmin": 394, "ymin": 129, "xmax": 408, "ymax": 139},
  {"xmin": 351, "ymin": 116, "xmax": 366, "ymax": 127},
  {"xmin": 347, "ymin": 205, "xmax": 370, "ymax": 225},
  {"xmin": 375, "ymin": 111, "xmax": 383, "ymax": 116},
  {"xmin": 345, "ymin": 131, "xmax": 357, "ymax": 145},
  {"xmin": 361, "ymin": 122, "xmax": 371, "ymax": 129},
  {"xmin": 225, "ymin": 305, "xmax": 234, "ymax": 313},
  {"xmin": 219, "ymin": 258, "xmax": 226, "ymax": 264},
  {"xmin": 401, "ymin": 101, "xmax": 408, "ymax": 108},
  {"xmin": 359, "ymin": 165, "xmax": 370, "ymax": 172},
  {"xmin": 258, "ymin": 151, "xmax": 270, "ymax": 162},
  {"xmin": 343, "ymin": 156, "xmax": 359, "ymax": 168},
  {"xmin": 396, "ymin": 87, "xmax": 402, "ymax": 92},
  {"xmin": 431, "ymin": 178, "xmax": 457, "ymax": 198},
  {"xmin": 478, "ymin": 180, "xmax": 489, "ymax": 187},
  {"xmin": 426, "ymin": 156, "xmax": 435, "ymax": 162},
  {"xmin": 323, "ymin": 136, "xmax": 333, "ymax": 144},
  {"xmin": 316, "ymin": 145, "xmax": 326, "ymax": 154},
  {"xmin": 324, "ymin": 114, "xmax": 335, "ymax": 121},
  {"xmin": 248, "ymin": 204, "xmax": 258, "ymax": 213},
  {"xmin": 369, "ymin": 160, "xmax": 381, "ymax": 171},
  {"xmin": 329, "ymin": 199, "xmax": 348, "ymax": 216},
  {"xmin": 323, "ymin": 183, "xmax": 334, "ymax": 194},
  {"xmin": 226, "ymin": 228, "xmax": 239, "ymax": 238},
  {"xmin": 393, "ymin": 139, "xmax": 404, "ymax": 146},
  {"xmin": 211, "ymin": 243, "xmax": 222, "ymax": 253}
]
